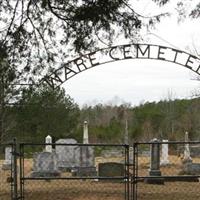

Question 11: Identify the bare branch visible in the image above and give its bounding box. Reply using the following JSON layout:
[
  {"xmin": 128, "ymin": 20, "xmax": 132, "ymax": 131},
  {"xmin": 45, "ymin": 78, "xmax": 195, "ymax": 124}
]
[
  {"xmin": 94, "ymin": 26, "xmax": 110, "ymax": 47},
  {"xmin": 122, "ymin": 0, "xmax": 169, "ymax": 19},
  {"xmin": 26, "ymin": 1, "xmax": 49, "ymax": 56},
  {"xmin": 47, "ymin": 0, "xmax": 71, "ymax": 22},
  {"xmin": 4, "ymin": 0, "xmax": 20, "ymax": 41}
]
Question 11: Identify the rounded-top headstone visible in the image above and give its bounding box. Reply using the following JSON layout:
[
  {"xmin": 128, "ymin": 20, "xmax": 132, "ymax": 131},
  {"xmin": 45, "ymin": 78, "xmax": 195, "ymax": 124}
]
[{"xmin": 45, "ymin": 135, "xmax": 52, "ymax": 152}]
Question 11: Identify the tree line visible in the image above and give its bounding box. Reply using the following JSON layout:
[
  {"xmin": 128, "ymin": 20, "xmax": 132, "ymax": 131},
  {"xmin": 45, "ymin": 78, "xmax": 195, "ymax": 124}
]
[
  {"xmin": 1, "ymin": 85, "xmax": 200, "ymax": 144},
  {"xmin": 1, "ymin": 0, "xmax": 200, "ymax": 143}
]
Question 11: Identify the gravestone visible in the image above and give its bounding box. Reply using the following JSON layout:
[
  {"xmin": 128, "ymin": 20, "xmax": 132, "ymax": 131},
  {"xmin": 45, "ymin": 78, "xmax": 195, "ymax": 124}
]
[
  {"xmin": 160, "ymin": 140, "xmax": 170, "ymax": 166},
  {"xmin": 182, "ymin": 163, "xmax": 200, "ymax": 175},
  {"xmin": 80, "ymin": 146, "xmax": 95, "ymax": 167},
  {"xmin": 183, "ymin": 132, "xmax": 192, "ymax": 163},
  {"xmin": 177, "ymin": 145, "xmax": 200, "ymax": 158},
  {"xmin": 180, "ymin": 132, "xmax": 200, "ymax": 179},
  {"xmin": 189, "ymin": 145, "xmax": 200, "ymax": 157},
  {"xmin": 74, "ymin": 121, "xmax": 96, "ymax": 176},
  {"xmin": 129, "ymin": 147, "xmax": 134, "ymax": 164},
  {"xmin": 31, "ymin": 151, "xmax": 60, "ymax": 177},
  {"xmin": 145, "ymin": 138, "xmax": 164, "ymax": 184},
  {"xmin": 2, "ymin": 147, "xmax": 12, "ymax": 170},
  {"xmin": 83, "ymin": 121, "xmax": 89, "ymax": 144},
  {"xmin": 98, "ymin": 162, "xmax": 124, "ymax": 181},
  {"xmin": 45, "ymin": 135, "xmax": 52, "ymax": 153},
  {"xmin": 55, "ymin": 138, "xmax": 80, "ymax": 171},
  {"xmin": 74, "ymin": 146, "xmax": 96, "ymax": 176},
  {"xmin": 149, "ymin": 138, "xmax": 161, "ymax": 175}
]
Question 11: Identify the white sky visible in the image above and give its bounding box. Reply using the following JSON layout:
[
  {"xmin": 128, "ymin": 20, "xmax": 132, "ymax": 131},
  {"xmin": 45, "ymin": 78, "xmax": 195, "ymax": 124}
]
[{"xmin": 63, "ymin": 0, "xmax": 200, "ymax": 107}]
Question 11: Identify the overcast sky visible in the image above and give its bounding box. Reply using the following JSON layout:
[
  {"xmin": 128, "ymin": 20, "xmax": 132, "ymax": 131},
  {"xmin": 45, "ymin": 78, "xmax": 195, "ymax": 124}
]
[{"xmin": 63, "ymin": 0, "xmax": 200, "ymax": 107}]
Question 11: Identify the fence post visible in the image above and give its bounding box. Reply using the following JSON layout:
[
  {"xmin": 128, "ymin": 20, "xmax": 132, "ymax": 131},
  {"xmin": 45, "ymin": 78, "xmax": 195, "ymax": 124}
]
[
  {"xmin": 12, "ymin": 138, "xmax": 18, "ymax": 200},
  {"xmin": 132, "ymin": 143, "xmax": 138, "ymax": 200},
  {"xmin": 124, "ymin": 144, "xmax": 129, "ymax": 200}
]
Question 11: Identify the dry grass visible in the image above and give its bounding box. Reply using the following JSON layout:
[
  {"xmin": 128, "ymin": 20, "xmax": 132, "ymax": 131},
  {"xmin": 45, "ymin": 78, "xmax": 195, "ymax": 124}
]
[
  {"xmin": 137, "ymin": 182, "xmax": 200, "ymax": 200},
  {"xmin": 1, "ymin": 155, "xmax": 200, "ymax": 200}
]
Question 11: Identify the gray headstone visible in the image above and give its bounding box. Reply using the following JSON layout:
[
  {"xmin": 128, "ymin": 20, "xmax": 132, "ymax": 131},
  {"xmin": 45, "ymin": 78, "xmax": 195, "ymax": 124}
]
[
  {"xmin": 72, "ymin": 166, "xmax": 97, "ymax": 177},
  {"xmin": 31, "ymin": 151, "xmax": 60, "ymax": 177},
  {"xmin": 150, "ymin": 138, "xmax": 161, "ymax": 172},
  {"xmin": 98, "ymin": 162, "xmax": 124, "ymax": 181},
  {"xmin": 190, "ymin": 146, "xmax": 200, "ymax": 157},
  {"xmin": 74, "ymin": 145, "xmax": 96, "ymax": 177},
  {"xmin": 73, "ymin": 121, "xmax": 96, "ymax": 176},
  {"xmin": 80, "ymin": 146, "xmax": 95, "ymax": 167},
  {"xmin": 183, "ymin": 163, "xmax": 200, "ymax": 175},
  {"xmin": 145, "ymin": 138, "xmax": 164, "ymax": 184},
  {"xmin": 55, "ymin": 139, "xmax": 80, "ymax": 171}
]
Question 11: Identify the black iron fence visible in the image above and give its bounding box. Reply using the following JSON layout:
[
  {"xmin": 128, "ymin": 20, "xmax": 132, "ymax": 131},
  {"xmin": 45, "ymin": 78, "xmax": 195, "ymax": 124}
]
[
  {"xmin": 19, "ymin": 142, "xmax": 130, "ymax": 200},
  {"xmin": 133, "ymin": 141, "xmax": 200, "ymax": 200},
  {"xmin": 1, "ymin": 140, "xmax": 200, "ymax": 200}
]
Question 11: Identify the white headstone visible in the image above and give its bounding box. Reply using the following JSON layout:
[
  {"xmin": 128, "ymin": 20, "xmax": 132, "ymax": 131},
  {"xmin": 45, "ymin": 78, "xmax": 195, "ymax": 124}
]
[
  {"xmin": 2, "ymin": 147, "xmax": 12, "ymax": 170},
  {"xmin": 183, "ymin": 132, "xmax": 192, "ymax": 162},
  {"xmin": 83, "ymin": 121, "xmax": 89, "ymax": 144},
  {"xmin": 160, "ymin": 140, "xmax": 170, "ymax": 166},
  {"xmin": 4, "ymin": 147, "xmax": 12, "ymax": 165},
  {"xmin": 45, "ymin": 135, "xmax": 52, "ymax": 153}
]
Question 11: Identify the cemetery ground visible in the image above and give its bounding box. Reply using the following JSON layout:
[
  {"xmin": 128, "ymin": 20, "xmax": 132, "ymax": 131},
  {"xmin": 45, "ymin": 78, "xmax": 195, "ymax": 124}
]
[{"xmin": 1, "ymin": 155, "xmax": 200, "ymax": 200}]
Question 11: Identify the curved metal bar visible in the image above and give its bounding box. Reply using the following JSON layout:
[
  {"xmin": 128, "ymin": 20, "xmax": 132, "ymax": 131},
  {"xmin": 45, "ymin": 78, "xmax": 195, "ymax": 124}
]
[{"xmin": 40, "ymin": 43, "xmax": 200, "ymax": 89}]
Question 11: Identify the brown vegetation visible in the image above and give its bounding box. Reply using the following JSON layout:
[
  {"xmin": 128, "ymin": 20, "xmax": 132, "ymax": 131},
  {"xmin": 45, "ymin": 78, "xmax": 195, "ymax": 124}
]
[{"xmin": 1, "ymin": 156, "xmax": 200, "ymax": 200}]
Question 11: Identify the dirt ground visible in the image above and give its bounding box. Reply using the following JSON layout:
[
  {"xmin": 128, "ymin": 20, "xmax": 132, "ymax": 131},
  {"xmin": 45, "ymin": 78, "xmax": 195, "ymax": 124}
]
[{"xmin": 1, "ymin": 156, "xmax": 200, "ymax": 200}]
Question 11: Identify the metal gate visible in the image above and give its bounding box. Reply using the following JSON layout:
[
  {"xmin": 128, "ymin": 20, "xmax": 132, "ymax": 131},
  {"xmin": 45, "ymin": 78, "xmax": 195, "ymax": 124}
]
[
  {"xmin": 19, "ymin": 143, "xmax": 131, "ymax": 200},
  {"xmin": 3, "ymin": 140, "xmax": 200, "ymax": 200},
  {"xmin": 133, "ymin": 141, "xmax": 200, "ymax": 200},
  {"xmin": 0, "ymin": 139, "xmax": 18, "ymax": 200}
]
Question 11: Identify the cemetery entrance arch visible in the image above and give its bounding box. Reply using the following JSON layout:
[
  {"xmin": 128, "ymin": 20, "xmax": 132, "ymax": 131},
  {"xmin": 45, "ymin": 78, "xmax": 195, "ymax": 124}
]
[
  {"xmin": 38, "ymin": 43, "xmax": 200, "ymax": 200},
  {"xmin": 41, "ymin": 43, "xmax": 200, "ymax": 88},
  {"xmin": 15, "ymin": 44, "xmax": 200, "ymax": 200}
]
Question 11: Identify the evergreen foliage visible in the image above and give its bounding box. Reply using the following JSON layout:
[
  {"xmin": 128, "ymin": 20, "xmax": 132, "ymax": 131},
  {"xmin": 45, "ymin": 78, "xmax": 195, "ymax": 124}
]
[
  {"xmin": 9, "ymin": 86, "xmax": 80, "ymax": 142},
  {"xmin": 78, "ymin": 98, "xmax": 200, "ymax": 143},
  {"xmin": 2, "ymin": 93, "xmax": 200, "ymax": 143}
]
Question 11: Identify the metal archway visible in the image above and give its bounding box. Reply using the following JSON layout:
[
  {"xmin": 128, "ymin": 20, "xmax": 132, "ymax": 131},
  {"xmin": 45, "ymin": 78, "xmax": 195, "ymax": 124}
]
[{"xmin": 41, "ymin": 43, "xmax": 200, "ymax": 89}]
